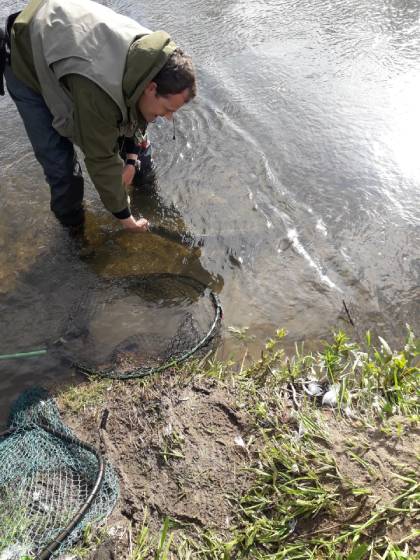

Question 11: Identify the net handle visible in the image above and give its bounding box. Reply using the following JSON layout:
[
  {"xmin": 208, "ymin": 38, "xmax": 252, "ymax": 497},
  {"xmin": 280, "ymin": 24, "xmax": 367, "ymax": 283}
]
[{"xmin": 0, "ymin": 424, "xmax": 106, "ymax": 560}]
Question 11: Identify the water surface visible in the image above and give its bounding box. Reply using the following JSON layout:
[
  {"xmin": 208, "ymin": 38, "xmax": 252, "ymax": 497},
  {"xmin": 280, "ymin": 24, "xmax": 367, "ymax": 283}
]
[{"xmin": 1, "ymin": 0, "xmax": 419, "ymax": 424}]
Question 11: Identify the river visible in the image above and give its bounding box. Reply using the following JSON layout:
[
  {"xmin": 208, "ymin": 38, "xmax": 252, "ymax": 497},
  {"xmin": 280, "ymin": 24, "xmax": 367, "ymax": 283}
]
[{"xmin": 0, "ymin": 0, "xmax": 419, "ymax": 424}]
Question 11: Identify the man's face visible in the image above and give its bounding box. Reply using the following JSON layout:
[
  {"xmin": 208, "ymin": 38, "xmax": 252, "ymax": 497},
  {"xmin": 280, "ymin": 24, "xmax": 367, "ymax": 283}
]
[{"xmin": 137, "ymin": 82, "xmax": 190, "ymax": 123}]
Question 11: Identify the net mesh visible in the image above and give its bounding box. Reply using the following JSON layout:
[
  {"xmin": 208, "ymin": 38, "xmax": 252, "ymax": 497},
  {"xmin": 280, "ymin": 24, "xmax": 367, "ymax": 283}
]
[
  {"xmin": 62, "ymin": 274, "xmax": 222, "ymax": 379},
  {"xmin": 0, "ymin": 388, "xmax": 118, "ymax": 559}
]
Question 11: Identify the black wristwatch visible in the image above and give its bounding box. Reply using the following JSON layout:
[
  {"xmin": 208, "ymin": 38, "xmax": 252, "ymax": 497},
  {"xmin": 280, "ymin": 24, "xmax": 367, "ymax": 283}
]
[{"xmin": 126, "ymin": 158, "xmax": 137, "ymax": 166}]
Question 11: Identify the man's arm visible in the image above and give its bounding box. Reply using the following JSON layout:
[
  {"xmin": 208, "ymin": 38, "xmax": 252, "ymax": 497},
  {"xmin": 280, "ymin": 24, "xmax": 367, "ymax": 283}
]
[
  {"xmin": 64, "ymin": 74, "xmax": 148, "ymax": 231},
  {"xmin": 120, "ymin": 135, "xmax": 140, "ymax": 187}
]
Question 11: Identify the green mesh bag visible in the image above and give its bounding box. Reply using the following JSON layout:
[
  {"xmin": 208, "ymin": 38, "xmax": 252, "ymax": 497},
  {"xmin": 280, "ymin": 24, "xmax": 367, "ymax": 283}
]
[{"xmin": 0, "ymin": 388, "xmax": 119, "ymax": 559}]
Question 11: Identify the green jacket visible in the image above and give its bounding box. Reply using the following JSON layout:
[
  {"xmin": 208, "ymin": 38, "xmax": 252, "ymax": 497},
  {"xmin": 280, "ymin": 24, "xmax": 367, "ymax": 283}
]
[{"xmin": 10, "ymin": 0, "xmax": 176, "ymax": 215}]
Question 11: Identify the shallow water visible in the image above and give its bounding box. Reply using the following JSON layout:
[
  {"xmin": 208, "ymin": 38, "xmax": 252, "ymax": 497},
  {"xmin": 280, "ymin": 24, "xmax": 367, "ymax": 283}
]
[{"xmin": 1, "ymin": 0, "xmax": 419, "ymax": 424}]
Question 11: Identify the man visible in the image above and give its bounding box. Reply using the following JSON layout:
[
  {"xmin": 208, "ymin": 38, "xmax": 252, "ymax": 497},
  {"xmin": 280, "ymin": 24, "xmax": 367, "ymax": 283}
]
[{"xmin": 1, "ymin": 0, "xmax": 196, "ymax": 231}]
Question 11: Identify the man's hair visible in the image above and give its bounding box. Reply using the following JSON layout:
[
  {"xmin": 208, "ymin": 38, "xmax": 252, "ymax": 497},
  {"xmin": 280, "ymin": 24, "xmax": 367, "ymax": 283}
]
[{"xmin": 154, "ymin": 48, "xmax": 196, "ymax": 100}]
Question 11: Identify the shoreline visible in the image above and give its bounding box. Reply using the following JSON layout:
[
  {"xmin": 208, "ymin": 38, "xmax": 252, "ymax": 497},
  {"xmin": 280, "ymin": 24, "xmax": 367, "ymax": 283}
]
[{"xmin": 51, "ymin": 327, "xmax": 419, "ymax": 559}]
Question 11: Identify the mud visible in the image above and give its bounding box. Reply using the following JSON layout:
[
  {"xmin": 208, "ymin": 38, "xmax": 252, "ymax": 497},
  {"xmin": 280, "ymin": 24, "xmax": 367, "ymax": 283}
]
[
  {"xmin": 61, "ymin": 373, "xmax": 252, "ymax": 557},
  {"xmin": 59, "ymin": 374, "xmax": 419, "ymax": 559}
]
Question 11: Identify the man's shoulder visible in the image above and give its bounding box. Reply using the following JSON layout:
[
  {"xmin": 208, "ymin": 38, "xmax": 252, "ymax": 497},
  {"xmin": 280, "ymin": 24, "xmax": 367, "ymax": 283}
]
[
  {"xmin": 63, "ymin": 74, "xmax": 121, "ymax": 117},
  {"xmin": 14, "ymin": 0, "xmax": 44, "ymax": 30}
]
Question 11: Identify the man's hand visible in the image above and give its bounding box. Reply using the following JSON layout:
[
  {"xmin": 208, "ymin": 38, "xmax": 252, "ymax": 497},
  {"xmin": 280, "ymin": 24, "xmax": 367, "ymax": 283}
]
[
  {"xmin": 122, "ymin": 163, "xmax": 136, "ymax": 187},
  {"xmin": 119, "ymin": 216, "xmax": 149, "ymax": 232}
]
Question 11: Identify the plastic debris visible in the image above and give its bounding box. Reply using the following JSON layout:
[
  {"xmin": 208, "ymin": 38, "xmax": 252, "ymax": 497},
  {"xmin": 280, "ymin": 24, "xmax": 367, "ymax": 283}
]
[
  {"xmin": 322, "ymin": 385, "xmax": 340, "ymax": 407},
  {"xmin": 305, "ymin": 381, "xmax": 324, "ymax": 397}
]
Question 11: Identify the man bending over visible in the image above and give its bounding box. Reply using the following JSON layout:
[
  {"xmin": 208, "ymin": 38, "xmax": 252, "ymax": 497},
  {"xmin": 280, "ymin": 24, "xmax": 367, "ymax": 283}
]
[{"xmin": 1, "ymin": 0, "xmax": 196, "ymax": 231}]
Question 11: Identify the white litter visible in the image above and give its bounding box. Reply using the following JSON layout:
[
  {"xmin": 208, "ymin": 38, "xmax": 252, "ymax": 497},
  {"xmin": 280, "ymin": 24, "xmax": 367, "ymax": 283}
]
[{"xmin": 322, "ymin": 385, "xmax": 340, "ymax": 407}]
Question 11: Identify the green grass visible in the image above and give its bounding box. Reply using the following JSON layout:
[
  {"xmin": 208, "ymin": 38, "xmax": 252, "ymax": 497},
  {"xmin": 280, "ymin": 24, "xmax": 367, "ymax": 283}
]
[
  {"xmin": 160, "ymin": 429, "xmax": 186, "ymax": 464},
  {"xmin": 238, "ymin": 327, "xmax": 419, "ymax": 419},
  {"xmin": 132, "ymin": 327, "xmax": 418, "ymax": 559},
  {"xmin": 172, "ymin": 415, "xmax": 418, "ymax": 559},
  {"xmin": 0, "ymin": 500, "xmax": 33, "ymax": 553},
  {"xmin": 58, "ymin": 327, "xmax": 419, "ymax": 559},
  {"xmin": 59, "ymin": 378, "xmax": 113, "ymax": 413},
  {"xmin": 130, "ymin": 513, "xmax": 174, "ymax": 560}
]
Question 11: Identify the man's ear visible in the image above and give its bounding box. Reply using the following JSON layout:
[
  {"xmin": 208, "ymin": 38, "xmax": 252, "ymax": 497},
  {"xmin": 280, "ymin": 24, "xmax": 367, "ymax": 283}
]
[{"xmin": 144, "ymin": 81, "xmax": 157, "ymax": 95}]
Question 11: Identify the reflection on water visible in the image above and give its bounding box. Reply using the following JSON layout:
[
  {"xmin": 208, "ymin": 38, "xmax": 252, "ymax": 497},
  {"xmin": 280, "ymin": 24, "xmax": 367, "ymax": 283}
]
[{"xmin": 1, "ymin": 0, "xmax": 420, "ymax": 423}]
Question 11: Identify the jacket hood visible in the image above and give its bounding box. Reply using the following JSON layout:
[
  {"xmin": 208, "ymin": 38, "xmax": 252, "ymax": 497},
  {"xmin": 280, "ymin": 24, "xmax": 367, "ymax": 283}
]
[{"xmin": 123, "ymin": 31, "xmax": 176, "ymax": 123}]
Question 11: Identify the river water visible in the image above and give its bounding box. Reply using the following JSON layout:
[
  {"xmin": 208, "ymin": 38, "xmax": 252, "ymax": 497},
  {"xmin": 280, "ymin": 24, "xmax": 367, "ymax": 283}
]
[{"xmin": 0, "ymin": 0, "xmax": 419, "ymax": 424}]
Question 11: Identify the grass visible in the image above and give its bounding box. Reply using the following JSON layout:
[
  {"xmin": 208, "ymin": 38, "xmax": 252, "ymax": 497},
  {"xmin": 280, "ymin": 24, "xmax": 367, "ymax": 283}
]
[
  {"xmin": 0, "ymin": 496, "xmax": 33, "ymax": 555},
  {"xmin": 160, "ymin": 429, "xmax": 186, "ymax": 464},
  {"xmin": 239, "ymin": 327, "xmax": 419, "ymax": 420},
  {"xmin": 59, "ymin": 378, "xmax": 113, "ymax": 413},
  {"xmin": 0, "ymin": 481, "xmax": 92, "ymax": 558},
  {"xmin": 130, "ymin": 513, "xmax": 174, "ymax": 560},
  {"xmin": 58, "ymin": 326, "xmax": 419, "ymax": 559},
  {"xmin": 171, "ymin": 416, "xmax": 418, "ymax": 559},
  {"xmin": 130, "ymin": 327, "xmax": 417, "ymax": 559},
  {"xmin": 69, "ymin": 524, "xmax": 111, "ymax": 558}
]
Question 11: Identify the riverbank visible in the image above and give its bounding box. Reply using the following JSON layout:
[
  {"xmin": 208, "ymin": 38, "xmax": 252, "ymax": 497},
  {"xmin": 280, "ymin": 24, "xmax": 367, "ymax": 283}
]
[{"xmin": 58, "ymin": 328, "xmax": 419, "ymax": 559}]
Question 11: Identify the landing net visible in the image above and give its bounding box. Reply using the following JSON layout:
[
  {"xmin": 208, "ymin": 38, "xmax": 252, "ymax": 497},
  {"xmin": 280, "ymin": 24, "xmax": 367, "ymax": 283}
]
[
  {"xmin": 63, "ymin": 274, "xmax": 222, "ymax": 379},
  {"xmin": 0, "ymin": 388, "xmax": 118, "ymax": 559}
]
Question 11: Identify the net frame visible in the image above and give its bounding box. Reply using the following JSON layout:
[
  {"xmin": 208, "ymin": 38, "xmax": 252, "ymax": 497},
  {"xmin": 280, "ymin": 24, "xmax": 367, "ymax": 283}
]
[
  {"xmin": 0, "ymin": 389, "xmax": 118, "ymax": 560},
  {"xmin": 72, "ymin": 274, "xmax": 223, "ymax": 380},
  {"xmin": 0, "ymin": 425, "xmax": 105, "ymax": 560}
]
